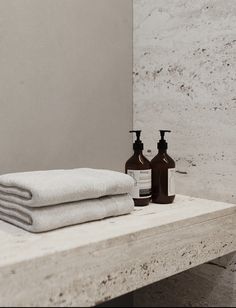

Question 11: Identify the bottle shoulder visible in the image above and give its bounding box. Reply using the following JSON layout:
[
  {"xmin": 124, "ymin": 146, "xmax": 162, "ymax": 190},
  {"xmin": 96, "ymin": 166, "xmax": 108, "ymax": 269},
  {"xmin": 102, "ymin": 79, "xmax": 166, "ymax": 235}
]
[
  {"xmin": 151, "ymin": 152, "xmax": 175, "ymax": 167},
  {"xmin": 126, "ymin": 153, "xmax": 151, "ymax": 170},
  {"xmin": 165, "ymin": 153, "xmax": 175, "ymax": 165}
]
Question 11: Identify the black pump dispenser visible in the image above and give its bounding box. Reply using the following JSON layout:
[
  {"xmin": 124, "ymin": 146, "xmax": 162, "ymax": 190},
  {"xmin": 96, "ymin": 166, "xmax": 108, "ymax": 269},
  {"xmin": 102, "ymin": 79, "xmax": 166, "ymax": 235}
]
[
  {"xmin": 151, "ymin": 129, "xmax": 176, "ymax": 204},
  {"xmin": 158, "ymin": 130, "xmax": 171, "ymax": 151},
  {"xmin": 130, "ymin": 130, "xmax": 144, "ymax": 151},
  {"xmin": 126, "ymin": 130, "xmax": 151, "ymax": 207}
]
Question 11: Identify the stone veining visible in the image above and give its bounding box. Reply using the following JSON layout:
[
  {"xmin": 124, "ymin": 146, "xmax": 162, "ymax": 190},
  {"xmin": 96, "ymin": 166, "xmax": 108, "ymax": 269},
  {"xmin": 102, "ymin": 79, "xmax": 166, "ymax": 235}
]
[
  {"xmin": 134, "ymin": 0, "xmax": 236, "ymax": 204},
  {"xmin": 134, "ymin": 1, "xmax": 236, "ymax": 306}
]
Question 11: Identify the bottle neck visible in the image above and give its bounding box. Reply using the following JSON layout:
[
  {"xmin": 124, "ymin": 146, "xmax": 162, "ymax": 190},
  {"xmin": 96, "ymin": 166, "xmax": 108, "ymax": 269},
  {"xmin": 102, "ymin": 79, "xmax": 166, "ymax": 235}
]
[
  {"xmin": 158, "ymin": 148, "xmax": 167, "ymax": 154},
  {"xmin": 133, "ymin": 149, "xmax": 143, "ymax": 156}
]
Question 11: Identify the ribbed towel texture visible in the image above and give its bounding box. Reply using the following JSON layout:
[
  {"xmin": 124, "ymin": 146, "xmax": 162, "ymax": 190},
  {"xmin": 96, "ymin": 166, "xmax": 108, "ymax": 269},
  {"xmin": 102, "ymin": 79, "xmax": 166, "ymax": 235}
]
[{"xmin": 0, "ymin": 168, "xmax": 134, "ymax": 233}]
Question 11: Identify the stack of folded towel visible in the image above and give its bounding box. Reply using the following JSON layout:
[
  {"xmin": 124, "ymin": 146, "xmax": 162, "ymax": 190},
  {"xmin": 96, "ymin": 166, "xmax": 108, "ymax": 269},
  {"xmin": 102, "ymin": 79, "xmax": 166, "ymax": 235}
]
[{"xmin": 0, "ymin": 168, "xmax": 134, "ymax": 233}]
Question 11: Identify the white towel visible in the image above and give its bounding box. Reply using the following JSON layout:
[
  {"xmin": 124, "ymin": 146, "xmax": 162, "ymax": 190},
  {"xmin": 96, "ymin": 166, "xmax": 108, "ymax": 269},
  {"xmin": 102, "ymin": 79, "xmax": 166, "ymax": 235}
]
[
  {"xmin": 0, "ymin": 194, "xmax": 134, "ymax": 233},
  {"xmin": 0, "ymin": 168, "xmax": 134, "ymax": 207}
]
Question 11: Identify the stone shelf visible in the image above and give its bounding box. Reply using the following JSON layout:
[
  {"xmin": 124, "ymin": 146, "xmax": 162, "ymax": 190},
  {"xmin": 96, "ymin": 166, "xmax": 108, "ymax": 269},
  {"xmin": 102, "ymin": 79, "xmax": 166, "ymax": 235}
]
[{"xmin": 0, "ymin": 195, "xmax": 236, "ymax": 306}]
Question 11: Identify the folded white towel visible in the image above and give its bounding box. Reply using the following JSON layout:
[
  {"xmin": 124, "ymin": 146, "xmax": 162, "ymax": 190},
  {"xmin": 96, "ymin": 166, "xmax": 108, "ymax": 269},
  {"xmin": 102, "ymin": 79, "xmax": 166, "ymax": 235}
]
[
  {"xmin": 0, "ymin": 194, "xmax": 134, "ymax": 233},
  {"xmin": 0, "ymin": 168, "xmax": 134, "ymax": 207}
]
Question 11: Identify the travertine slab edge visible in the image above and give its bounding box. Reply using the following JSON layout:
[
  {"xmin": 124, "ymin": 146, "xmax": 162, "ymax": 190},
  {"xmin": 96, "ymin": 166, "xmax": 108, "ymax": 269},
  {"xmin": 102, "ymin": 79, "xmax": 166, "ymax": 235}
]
[
  {"xmin": 0, "ymin": 212, "xmax": 235, "ymax": 307},
  {"xmin": 0, "ymin": 195, "xmax": 236, "ymax": 268}
]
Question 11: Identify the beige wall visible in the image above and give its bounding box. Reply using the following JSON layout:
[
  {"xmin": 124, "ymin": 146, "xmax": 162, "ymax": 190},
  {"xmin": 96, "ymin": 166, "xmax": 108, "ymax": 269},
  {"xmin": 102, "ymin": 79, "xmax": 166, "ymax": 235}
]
[{"xmin": 0, "ymin": 0, "xmax": 133, "ymax": 174}]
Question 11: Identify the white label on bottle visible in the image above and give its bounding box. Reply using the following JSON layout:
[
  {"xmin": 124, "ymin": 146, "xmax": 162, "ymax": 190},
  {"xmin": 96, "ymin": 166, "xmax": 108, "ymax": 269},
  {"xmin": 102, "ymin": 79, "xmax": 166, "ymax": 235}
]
[
  {"xmin": 127, "ymin": 169, "xmax": 152, "ymax": 199},
  {"xmin": 168, "ymin": 168, "xmax": 176, "ymax": 196}
]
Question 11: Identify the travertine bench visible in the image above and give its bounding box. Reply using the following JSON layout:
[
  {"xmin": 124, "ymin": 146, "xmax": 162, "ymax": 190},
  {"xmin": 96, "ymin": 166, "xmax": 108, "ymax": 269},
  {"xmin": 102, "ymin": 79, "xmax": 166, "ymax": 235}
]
[{"xmin": 0, "ymin": 195, "xmax": 236, "ymax": 307}]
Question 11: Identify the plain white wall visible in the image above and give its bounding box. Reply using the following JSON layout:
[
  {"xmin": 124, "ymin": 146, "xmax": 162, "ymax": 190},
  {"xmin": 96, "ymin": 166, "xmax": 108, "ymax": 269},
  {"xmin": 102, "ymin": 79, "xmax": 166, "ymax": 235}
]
[{"xmin": 0, "ymin": 0, "xmax": 133, "ymax": 173}]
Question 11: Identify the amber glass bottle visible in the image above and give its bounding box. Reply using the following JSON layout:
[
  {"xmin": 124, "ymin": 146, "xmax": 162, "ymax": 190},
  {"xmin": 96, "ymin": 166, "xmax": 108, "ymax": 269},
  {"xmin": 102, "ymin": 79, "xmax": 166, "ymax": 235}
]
[
  {"xmin": 126, "ymin": 130, "xmax": 151, "ymax": 206},
  {"xmin": 151, "ymin": 130, "xmax": 176, "ymax": 204}
]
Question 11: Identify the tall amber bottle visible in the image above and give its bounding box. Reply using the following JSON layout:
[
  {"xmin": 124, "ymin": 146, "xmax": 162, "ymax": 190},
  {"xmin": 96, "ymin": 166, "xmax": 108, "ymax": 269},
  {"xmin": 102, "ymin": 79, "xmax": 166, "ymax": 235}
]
[
  {"xmin": 126, "ymin": 130, "xmax": 151, "ymax": 206},
  {"xmin": 151, "ymin": 130, "xmax": 176, "ymax": 204}
]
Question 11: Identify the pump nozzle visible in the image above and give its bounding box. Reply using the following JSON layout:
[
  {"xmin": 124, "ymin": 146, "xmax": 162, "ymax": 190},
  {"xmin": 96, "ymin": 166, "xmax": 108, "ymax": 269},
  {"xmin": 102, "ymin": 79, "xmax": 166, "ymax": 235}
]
[
  {"xmin": 160, "ymin": 130, "xmax": 171, "ymax": 140},
  {"xmin": 130, "ymin": 130, "xmax": 143, "ymax": 151},
  {"xmin": 130, "ymin": 130, "xmax": 141, "ymax": 140},
  {"xmin": 158, "ymin": 130, "xmax": 171, "ymax": 151}
]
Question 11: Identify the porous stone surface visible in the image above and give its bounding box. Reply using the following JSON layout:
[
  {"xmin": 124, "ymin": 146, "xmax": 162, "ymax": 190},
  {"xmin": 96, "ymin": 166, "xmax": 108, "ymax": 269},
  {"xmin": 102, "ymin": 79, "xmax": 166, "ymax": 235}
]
[
  {"xmin": 133, "ymin": 0, "xmax": 236, "ymax": 306},
  {"xmin": 134, "ymin": 0, "xmax": 236, "ymax": 204},
  {"xmin": 0, "ymin": 195, "xmax": 236, "ymax": 307},
  {"xmin": 134, "ymin": 252, "xmax": 236, "ymax": 307}
]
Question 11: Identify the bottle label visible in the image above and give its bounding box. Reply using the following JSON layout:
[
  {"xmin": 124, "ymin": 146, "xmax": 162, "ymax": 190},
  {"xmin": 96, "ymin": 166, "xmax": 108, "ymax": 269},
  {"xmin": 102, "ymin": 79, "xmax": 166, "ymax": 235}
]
[
  {"xmin": 127, "ymin": 169, "xmax": 152, "ymax": 199},
  {"xmin": 168, "ymin": 168, "xmax": 176, "ymax": 196}
]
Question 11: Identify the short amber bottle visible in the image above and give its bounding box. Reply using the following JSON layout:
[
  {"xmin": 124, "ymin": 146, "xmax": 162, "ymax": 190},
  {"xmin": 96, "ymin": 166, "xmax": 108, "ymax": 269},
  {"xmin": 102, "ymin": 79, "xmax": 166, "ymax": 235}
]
[
  {"xmin": 151, "ymin": 130, "xmax": 176, "ymax": 204},
  {"xmin": 126, "ymin": 130, "xmax": 151, "ymax": 206}
]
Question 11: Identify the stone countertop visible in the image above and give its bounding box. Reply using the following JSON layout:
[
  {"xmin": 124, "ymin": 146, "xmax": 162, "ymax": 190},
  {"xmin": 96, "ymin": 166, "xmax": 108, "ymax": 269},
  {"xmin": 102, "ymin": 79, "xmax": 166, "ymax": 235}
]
[{"xmin": 0, "ymin": 195, "xmax": 236, "ymax": 306}]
